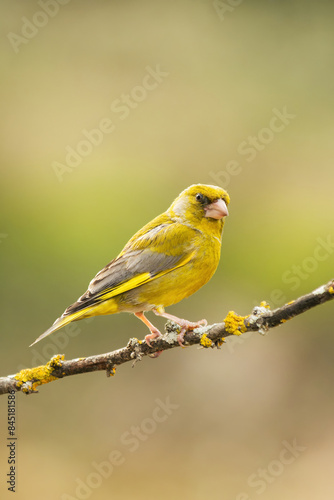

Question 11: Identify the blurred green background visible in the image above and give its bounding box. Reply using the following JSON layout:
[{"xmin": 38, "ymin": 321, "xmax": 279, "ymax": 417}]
[{"xmin": 1, "ymin": 1, "xmax": 334, "ymax": 499}]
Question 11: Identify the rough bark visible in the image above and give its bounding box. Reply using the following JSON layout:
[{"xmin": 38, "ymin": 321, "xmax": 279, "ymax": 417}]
[{"xmin": 0, "ymin": 279, "xmax": 333, "ymax": 395}]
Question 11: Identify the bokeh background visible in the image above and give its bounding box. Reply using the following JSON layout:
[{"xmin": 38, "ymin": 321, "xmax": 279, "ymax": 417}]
[{"xmin": 1, "ymin": 1, "xmax": 334, "ymax": 499}]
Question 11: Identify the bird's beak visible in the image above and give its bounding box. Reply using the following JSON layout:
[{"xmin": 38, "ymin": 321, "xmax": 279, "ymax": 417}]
[{"xmin": 205, "ymin": 199, "xmax": 229, "ymax": 219}]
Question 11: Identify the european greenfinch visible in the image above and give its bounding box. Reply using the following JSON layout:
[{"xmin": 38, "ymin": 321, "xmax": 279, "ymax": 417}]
[{"xmin": 31, "ymin": 184, "xmax": 230, "ymax": 347}]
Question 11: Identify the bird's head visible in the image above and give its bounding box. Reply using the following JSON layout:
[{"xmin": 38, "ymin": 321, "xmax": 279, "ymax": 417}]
[{"xmin": 168, "ymin": 184, "xmax": 230, "ymax": 236}]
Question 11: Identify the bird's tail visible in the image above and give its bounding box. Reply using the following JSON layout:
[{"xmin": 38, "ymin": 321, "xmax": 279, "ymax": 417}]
[{"xmin": 29, "ymin": 307, "xmax": 94, "ymax": 347}]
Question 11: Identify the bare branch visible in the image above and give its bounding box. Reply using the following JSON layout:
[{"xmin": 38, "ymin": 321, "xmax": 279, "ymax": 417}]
[{"xmin": 1, "ymin": 279, "xmax": 333, "ymax": 396}]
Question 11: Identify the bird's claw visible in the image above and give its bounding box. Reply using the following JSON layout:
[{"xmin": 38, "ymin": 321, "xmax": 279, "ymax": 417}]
[
  {"xmin": 177, "ymin": 329, "xmax": 187, "ymax": 347},
  {"xmin": 148, "ymin": 350, "xmax": 163, "ymax": 358},
  {"xmin": 145, "ymin": 330, "xmax": 162, "ymax": 347},
  {"xmin": 176, "ymin": 319, "xmax": 208, "ymax": 346},
  {"xmin": 145, "ymin": 330, "xmax": 163, "ymax": 358}
]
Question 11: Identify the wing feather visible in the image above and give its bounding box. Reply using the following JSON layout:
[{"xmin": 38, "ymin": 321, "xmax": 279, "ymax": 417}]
[{"xmin": 62, "ymin": 219, "xmax": 198, "ymax": 317}]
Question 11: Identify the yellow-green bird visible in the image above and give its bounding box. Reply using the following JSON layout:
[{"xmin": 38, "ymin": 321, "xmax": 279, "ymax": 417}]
[{"xmin": 31, "ymin": 184, "xmax": 230, "ymax": 347}]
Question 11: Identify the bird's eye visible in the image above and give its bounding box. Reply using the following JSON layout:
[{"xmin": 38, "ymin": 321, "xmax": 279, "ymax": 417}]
[{"xmin": 195, "ymin": 193, "xmax": 204, "ymax": 202}]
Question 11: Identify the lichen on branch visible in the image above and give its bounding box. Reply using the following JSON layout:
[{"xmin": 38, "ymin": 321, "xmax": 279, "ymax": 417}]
[{"xmin": 0, "ymin": 279, "xmax": 333, "ymax": 396}]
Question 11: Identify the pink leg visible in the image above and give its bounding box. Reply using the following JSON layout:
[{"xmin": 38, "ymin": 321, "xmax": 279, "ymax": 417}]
[
  {"xmin": 134, "ymin": 312, "xmax": 162, "ymax": 347},
  {"xmin": 153, "ymin": 308, "xmax": 207, "ymax": 346}
]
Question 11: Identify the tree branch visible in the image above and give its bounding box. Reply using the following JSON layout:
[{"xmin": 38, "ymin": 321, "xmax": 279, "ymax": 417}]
[{"xmin": 1, "ymin": 279, "xmax": 333, "ymax": 396}]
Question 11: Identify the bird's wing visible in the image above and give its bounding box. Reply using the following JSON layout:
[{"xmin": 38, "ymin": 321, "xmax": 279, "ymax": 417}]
[
  {"xmin": 70, "ymin": 248, "xmax": 191, "ymax": 311},
  {"xmin": 63, "ymin": 217, "xmax": 198, "ymax": 315},
  {"xmin": 30, "ymin": 217, "xmax": 198, "ymax": 346}
]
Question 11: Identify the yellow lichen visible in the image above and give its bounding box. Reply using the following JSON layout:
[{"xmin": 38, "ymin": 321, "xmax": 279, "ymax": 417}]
[
  {"xmin": 280, "ymin": 319, "xmax": 287, "ymax": 323},
  {"xmin": 216, "ymin": 338, "xmax": 225, "ymax": 347},
  {"xmin": 14, "ymin": 354, "xmax": 64, "ymax": 393},
  {"xmin": 287, "ymin": 300, "xmax": 295, "ymax": 305},
  {"xmin": 260, "ymin": 301, "xmax": 271, "ymax": 309},
  {"xmin": 329, "ymin": 286, "xmax": 334, "ymax": 295},
  {"xmin": 224, "ymin": 311, "xmax": 248, "ymax": 336},
  {"xmin": 200, "ymin": 333, "xmax": 213, "ymax": 348}
]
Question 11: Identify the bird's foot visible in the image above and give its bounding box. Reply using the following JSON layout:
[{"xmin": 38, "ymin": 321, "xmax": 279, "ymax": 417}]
[
  {"xmin": 144, "ymin": 328, "xmax": 162, "ymax": 347},
  {"xmin": 175, "ymin": 319, "xmax": 207, "ymax": 346},
  {"xmin": 153, "ymin": 308, "xmax": 207, "ymax": 346},
  {"xmin": 148, "ymin": 350, "xmax": 164, "ymax": 358},
  {"xmin": 135, "ymin": 312, "xmax": 163, "ymax": 347},
  {"xmin": 145, "ymin": 330, "xmax": 163, "ymax": 357}
]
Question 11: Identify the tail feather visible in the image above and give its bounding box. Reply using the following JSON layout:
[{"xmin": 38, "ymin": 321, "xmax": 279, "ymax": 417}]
[{"xmin": 30, "ymin": 307, "xmax": 93, "ymax": 347}]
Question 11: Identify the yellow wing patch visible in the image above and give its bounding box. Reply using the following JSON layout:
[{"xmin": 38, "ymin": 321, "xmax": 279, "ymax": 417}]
[
  {"xmin": 96, "ymin": 250, "xmax": 195, "ymax": 302},
  {"xmin": 101, "ymin": 272, "xmax": 152, "ymax": 300}
]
